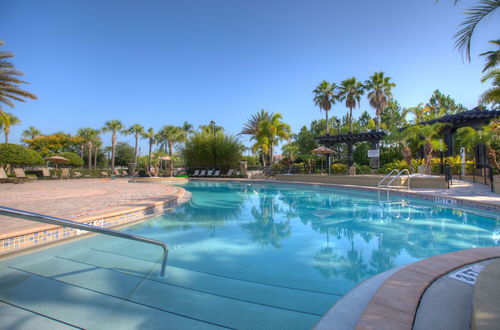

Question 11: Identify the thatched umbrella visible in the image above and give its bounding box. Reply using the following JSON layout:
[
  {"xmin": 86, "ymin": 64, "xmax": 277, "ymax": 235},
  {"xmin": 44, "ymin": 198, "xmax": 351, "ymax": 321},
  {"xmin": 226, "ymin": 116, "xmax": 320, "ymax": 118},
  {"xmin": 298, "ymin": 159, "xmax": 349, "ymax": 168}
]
[
  {"xmin": 158, "ymin": 155, "xmax": 172, "ymax": 176},
  {"xmin": 45, "ymin": 155, "xmax": 69, "ymax": 170},
  {"xmin": 312, "ymin": 146, "xmax": 334, "ymax": 175}
]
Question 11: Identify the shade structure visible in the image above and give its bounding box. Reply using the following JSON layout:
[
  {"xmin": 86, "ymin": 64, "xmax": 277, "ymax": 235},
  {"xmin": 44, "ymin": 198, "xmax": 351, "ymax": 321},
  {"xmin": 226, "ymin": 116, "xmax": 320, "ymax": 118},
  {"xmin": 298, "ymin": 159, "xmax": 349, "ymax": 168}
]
[
  {"xmin": 312, "ymin": 146, "xmax": 334, "ymax": 154},
  {"xmin": 158, "ymin": 156, "xmax": 172, "ymax": 161},
  {"xmin": 44, "ymin": 156, "xmax": 69, "ymax": 163}
]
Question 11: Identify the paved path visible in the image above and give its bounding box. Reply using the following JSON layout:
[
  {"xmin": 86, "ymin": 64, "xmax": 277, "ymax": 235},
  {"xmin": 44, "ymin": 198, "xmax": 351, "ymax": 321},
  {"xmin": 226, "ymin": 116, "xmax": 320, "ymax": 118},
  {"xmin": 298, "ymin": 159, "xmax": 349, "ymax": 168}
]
[{"xmin": 0, "ymin": 179, "xmax": 182, "ymax": 238}]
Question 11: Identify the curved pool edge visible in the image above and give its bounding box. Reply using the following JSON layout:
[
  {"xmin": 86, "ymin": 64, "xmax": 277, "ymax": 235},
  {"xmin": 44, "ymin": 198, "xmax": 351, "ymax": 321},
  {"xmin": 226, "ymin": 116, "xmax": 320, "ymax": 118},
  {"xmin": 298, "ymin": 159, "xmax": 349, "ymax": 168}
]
[{"xmin": 0, "ymin": 186, "xmax": 191, "ymax": 258}]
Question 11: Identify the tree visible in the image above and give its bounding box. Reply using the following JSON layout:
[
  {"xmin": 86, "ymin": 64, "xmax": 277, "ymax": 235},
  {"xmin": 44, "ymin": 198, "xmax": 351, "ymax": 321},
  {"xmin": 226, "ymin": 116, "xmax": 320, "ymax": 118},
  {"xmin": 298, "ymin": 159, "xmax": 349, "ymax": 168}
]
[
  {"xmin": 358, "ymin": 111, "xmax": 372, "ymax": 128},
  {"xmin": 102, "ymin": 120, "xmax": 124, "ymax": 172},
  {"xmin": 24, "ymin": 133, "xmax": 84, "ymax": 157},
  {"xmin": 183, "ymin": 132, "xmax": 245, "ymax": 169},
  {"xmin": 251, "ymin": 113, "xmax": 290, "ymax": 170},
  {"xmin": 158, "ymin": 125, "xmax": 185, "ymax": 156},
  {"xmin": 474, "ymin": 121, "xmax": 500, "ymax": 170},
  {"xmin": 0, "ymin": 143, "xmax": 44, "ymax": 167},
  {"xmin": 0, "ymin": 40, "xmax": 37, "ymax": 110},
  {"xmin": 407, "ymin": 123, "xmax": 448, "ymax": 173},
  {"xmin": 142, "ymin": 128, "xmax": 156, "ymax": 176},
  {"xmin": 338, "ymin": 77, "xmax": 365, "ymax": 133},
  {"xmin": 479, "ymin": 40, "xmax": 500, "ymax": 107},
  {"xmin": 182, "ymin": 121, "xmax": 195, "ymax": 135},
  {"xmin": 365, "ymin": 72, "xmax": 396, "ymax": 130},
  {"xmin": 281, "ymin": 142, "xmax": 299, "ymax": 173},
  {"xmin": 427, "ymin": 89, "xmax": 467, "ymax": 116},
  {"xmin": 240, "ymin": 109, "xmax": 272, "ymax": 135},
  {"xmin": 313, "ymin": 81, "xmax": 338, "ymax": 134},
  {"xmin": 77, "ymin": 128, "xmax": 100, "ymax": 169},
  {"xmin": 480, "ymin": 39, "xmax": 500, "ymax": 72},
  {"xmin": 21, "ymin": 126, "xmax": 41, "ymax": 140},
  {"xmin": 0, "ymin": 112, "xmax": 20, "ymax": 143},
  {"xmin": 124, "ymin": 124, "xmax": 144, "ymax": 163},
  {"xmin": 54, "ymin": 152, "xmax": 83, "ymax": 167},
  {"xmin": 114, "ymin": 142, "xmax": 135, "ymax": 167},
  {"xmin": 380, "ymin": 101, "xmax": 408, "ymax": 131}
]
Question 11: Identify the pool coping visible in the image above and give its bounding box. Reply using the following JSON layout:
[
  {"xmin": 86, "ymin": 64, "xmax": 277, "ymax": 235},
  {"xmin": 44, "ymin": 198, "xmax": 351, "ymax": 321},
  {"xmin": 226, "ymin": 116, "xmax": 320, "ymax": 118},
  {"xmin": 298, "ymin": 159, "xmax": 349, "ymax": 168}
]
[{"xmin": 0, "ymin": 186, "xmax": 190, "ymax": 256}]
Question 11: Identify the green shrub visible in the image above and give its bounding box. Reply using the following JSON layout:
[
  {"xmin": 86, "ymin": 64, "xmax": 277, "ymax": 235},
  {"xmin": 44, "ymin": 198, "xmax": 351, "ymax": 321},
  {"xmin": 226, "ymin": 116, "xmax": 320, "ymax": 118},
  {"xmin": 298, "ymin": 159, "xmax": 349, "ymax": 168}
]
[
  {"xmin": 331, "ymin": 163, "xmax": 347, "ymax": 174},
  {"xmin": 380, "ymin": 147, "xmax": 403, "ymax": 165},
  {"xmin": 353, "ymin": 142, "xmax": 370, "ymax": 166},
  {"xmin": 355, "ymin": 164, "xmax": 371, "ymax": 174},
  {"xmin": 379, "ymin": 160, "xmax": 408, "ymax": 174},
  {"xmin": 54, "ymin": 152, "xmax": 84, "ymax": 167},
  {"xmin": 0, "ymin": 143, "xmax": 44, "ymax": 166}
]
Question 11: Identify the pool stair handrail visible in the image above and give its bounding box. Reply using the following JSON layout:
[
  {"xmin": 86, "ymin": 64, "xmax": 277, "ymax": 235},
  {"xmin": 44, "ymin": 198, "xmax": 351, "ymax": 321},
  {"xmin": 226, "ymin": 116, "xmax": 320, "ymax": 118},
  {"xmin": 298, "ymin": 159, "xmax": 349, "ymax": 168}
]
[
  {"xmin": 0, "ymin": 205, "xmax": 169, "ymax": 277},
  {"xmin": 378, "ymin": 169, "xmax": 410, "ymax": 194}
]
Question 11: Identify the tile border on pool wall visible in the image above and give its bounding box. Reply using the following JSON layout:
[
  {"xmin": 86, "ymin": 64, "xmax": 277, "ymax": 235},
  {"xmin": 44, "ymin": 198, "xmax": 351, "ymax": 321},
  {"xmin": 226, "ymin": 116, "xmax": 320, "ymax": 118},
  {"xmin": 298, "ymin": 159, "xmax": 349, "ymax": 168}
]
[{"xmin": 0, "ymin": 198, "xmax": 178, "ymax": 255}]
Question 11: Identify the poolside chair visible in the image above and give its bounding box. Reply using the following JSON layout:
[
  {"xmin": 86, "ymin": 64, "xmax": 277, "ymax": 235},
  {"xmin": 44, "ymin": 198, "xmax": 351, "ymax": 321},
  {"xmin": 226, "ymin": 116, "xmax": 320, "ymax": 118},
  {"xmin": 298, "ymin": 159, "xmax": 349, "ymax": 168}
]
[
  {"xmin": 101, "ymin": 171, "xmax": 108, "ymax": 178},
  {"xmin": 113, "ymin": 169, "xmax": 122, "ymax": 177},
  {"xmin": 206, "ymin": 169, "xmax": 214, "ymax": 177},
  {"xmin": 223, "ymin": 169, "xmax": 234, "ymax": 177},
  {"xmin": 199, "ymin": 169, "xmax": 206, "ymax": 177},
  {"xmin": 60, "ymin": 168, "xmax": 70, "ymax": 179},
  {"xmin": 0, "ymin": 167, "xmax": 19, "ymax": 183},
  {"xmin": 14, "ymin": 168, "xmax": 35, "ymax": 180},
  {"xmin": 73, "ymin": 171, "xmax": 83, "ymax": 178},
  {"xmin": 213, "ymin": 170, "xmax": 220, "ymax": 177},
  {"xmin": 41, "ymin": 168, "xmax": 53, "ymax": 179},
  {"xmin": 192, "ymin": 169, "xmax": 200, "ymax": 177},
  {"xmin": 122, "ymin": 170, "xmax": 128, "ymax": 176}
]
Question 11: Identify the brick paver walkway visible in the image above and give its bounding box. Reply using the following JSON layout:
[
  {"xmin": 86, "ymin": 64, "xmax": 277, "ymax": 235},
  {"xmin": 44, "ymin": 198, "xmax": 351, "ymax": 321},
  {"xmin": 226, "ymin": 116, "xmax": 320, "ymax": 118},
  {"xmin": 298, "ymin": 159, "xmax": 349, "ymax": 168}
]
[{"xmin": 0, "ymin": 179, "xmax": 182, "ymax": 238}]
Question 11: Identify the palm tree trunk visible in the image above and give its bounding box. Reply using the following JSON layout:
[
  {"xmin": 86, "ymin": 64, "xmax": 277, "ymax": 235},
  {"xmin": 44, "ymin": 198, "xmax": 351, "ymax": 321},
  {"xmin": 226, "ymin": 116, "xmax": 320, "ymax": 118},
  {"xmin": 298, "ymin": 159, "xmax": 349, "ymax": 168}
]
[
  {"xmin": 325, "ymin": 110, "xmax": 329, "ymax": 134},
  {"xmin": 376, "ymin": 106, "xmax": 381, "ymax": 130},
  {"xmin": 134, "ymin": 133, "xmax": 139, "ymax": 162},
  {"xmin": 94, "ymin": 147, "xmax": 98, "ymax": 169},
  {"xmin": 4, "ymin": 131, "xmax": 8, "ymax": 143},
  {"xmin": 487, "ymin": 147, "xmax": 499, "ymax": 170},
  {"xmin": 111, "ymin": 133, "xmax": 116, "ymax": 171},
  {"xmin": 87, "ymin": 143, "xmax": 92, "ymax": 169},
  {"xmin": 148, "ymin": 141, "xmax": 153, "ymax": 177},
  {"xmin": 349, "ymin": 106, "xmax": 353, "ymax": 133}
]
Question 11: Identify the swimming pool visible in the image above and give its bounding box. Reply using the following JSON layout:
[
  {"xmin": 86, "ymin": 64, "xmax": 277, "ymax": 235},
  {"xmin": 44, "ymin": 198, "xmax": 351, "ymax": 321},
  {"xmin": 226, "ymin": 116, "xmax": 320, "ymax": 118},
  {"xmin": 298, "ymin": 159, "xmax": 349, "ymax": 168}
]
[{"xmin": 1, "ymin": 181, "xmax": 499, "ymax": 329}]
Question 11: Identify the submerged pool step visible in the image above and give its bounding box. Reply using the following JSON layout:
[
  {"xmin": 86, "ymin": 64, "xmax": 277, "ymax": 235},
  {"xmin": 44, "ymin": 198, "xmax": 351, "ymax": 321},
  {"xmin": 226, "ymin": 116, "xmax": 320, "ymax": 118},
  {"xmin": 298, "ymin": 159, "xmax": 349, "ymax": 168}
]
[
  {"xmin": 6, "ymin": 256, "xmax": 321, "ymax": 330},
  {"xmin": 0, "ymin": 267, "xmax": 223, "ymax": 330},
  {"xmin": 59, "ymin": 248, "xmax": 338, "ymax": 316}
]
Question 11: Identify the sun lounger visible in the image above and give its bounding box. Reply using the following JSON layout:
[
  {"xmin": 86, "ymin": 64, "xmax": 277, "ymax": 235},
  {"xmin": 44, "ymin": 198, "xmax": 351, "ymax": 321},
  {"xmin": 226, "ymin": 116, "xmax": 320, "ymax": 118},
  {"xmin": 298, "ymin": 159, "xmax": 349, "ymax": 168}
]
[
  {"xmin": 73, "ymin": 171, "xmax": 83, "ymax": 178},
  {"xmin": 60, "ymin": 168, "xmax": 70, "ymax": 179},
  {"xmin": 213, "ymin": 170, "xmax": 220, "ymax": 177},
  {"xmin": 41, "ymin": 168, "xmax": 54, "ymax": 179},
  {"xmin": 199, "ymin": 170, "xmax": 206, "ymax": 177},
  {"xmin": 122, "ymin": 170, "xmax": 128, "ymax": 176},
  {"xmin": 0, "ymin": 167, "xmax": 20, "ymax": 183},
  {"xmin": 223, "ymin": 169, "xmax": 234, "ymax": 177},
  {"xmin": 192, "ymin": 170, "xmax": 200, "ymax": 177},
  {"xmin": 101, "ymin": 171, "xmax": 108, "ymax": 178},
  {"xmin": 206, "ymin": 169, "xmax": 214, "ymax": 177}
]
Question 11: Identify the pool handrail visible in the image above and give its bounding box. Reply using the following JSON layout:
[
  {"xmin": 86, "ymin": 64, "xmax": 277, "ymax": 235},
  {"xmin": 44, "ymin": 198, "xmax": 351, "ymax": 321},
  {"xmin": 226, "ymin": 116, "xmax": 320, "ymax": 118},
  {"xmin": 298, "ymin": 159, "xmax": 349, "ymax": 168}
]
[{"xmin": 0, "ymin": 205, "xmax": 168, "ymax": 277}]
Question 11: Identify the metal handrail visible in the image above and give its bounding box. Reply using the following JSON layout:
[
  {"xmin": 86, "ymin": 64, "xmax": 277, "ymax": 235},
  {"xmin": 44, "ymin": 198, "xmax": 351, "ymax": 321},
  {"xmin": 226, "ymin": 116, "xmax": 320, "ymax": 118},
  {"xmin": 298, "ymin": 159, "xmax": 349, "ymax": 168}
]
[
  {"xmin": 386, "ymin": 169, "xmax": 410, "ymax": 190},
  {"xmin": 378, "ymin": 169, "xmax": 399, "ymax": 187},
  {"xmin": 0, "ymin": 206, "xmax": 168, "ymax": 277}
]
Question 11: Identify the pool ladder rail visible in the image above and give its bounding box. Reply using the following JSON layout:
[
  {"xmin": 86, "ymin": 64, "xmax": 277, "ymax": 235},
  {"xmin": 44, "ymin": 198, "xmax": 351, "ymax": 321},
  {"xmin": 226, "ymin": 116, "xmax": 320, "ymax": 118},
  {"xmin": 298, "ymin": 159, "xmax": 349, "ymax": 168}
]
[
  {"xmin": 0, "ymin": 206, "xmax": 169, "ymax": 278},
  {"xmin": 378, "ymin": 169, "xmax": 410, "ymax": 198}
]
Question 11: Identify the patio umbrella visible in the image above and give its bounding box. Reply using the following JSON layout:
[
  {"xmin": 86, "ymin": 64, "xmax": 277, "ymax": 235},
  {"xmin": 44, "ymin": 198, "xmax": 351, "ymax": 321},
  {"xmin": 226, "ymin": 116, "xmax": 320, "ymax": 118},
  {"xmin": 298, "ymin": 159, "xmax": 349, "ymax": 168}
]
[
  {"xmin": 45, "ymin": 155, "xmax": 69, "ymax": 170},
  {"xmin": 158, "ymin": 156, "xmax": 172, "ymax": 176},
  {"xmin": 312, "ymin": 146, "xmax": 334, "ymax": 175}
]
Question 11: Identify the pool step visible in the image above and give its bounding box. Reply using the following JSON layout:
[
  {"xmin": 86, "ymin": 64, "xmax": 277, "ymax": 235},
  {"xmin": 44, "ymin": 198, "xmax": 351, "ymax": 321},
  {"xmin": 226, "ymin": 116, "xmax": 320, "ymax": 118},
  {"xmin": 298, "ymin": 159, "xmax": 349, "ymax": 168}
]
[{"xmin": 4, "ymin": 256, "xmax": 322, "ymax": 330}]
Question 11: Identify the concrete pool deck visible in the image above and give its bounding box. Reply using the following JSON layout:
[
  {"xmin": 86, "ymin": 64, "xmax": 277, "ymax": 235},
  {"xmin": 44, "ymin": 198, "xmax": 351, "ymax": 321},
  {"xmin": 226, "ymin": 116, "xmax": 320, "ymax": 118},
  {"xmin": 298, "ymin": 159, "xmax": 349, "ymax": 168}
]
[{"xmin": 0, "ymin": 179, "xmax": 188, "ymax": 255}]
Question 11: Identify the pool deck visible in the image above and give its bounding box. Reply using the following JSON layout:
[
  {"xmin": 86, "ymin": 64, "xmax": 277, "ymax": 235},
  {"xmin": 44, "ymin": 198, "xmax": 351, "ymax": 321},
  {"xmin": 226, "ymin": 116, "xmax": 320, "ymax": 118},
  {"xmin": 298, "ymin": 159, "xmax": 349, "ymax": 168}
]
[{"xmin": 0, "ymin": 179, "xmax": 188, "ymax": 254}]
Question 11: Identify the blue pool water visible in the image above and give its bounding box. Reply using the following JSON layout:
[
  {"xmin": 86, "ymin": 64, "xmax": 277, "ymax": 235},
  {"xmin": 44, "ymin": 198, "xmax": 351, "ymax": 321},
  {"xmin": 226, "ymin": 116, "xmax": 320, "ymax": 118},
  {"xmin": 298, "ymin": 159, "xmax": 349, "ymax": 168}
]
[{"xmin": 1, "ymin": 181, "xmax": 499, "ymax": 329}]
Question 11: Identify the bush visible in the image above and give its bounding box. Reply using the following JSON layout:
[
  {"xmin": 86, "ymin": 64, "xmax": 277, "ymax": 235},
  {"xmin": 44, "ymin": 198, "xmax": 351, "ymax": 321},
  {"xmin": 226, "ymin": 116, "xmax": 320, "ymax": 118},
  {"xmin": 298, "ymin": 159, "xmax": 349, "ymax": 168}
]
[
  {"xmin": 355, "ymin": 164, "xmax": 371, "ymax": 174},
  {"xmin": 115, "ymin": 142, "xmax": 135, "ymax": 166},
  {"xmin": 379, "ymin": 160, "xmax": 408, "ymax": 174},
  {"xmin": 353, "ymin": 142, "xmax": 370, "ymax": 166},
  {"xmin": 54, "ymin": 152, "xmax": 83, "ymax": 167},
  {"xmin": 331, "ymin": 163, "xmax": 348, "ymax": 174},
  {"xmin": 380, "ymin": 147, "xmax": 403, "ymax": 165},
  {"xmin": 0, "ymin": 143, "xmax": 44, "ymax": 166}
]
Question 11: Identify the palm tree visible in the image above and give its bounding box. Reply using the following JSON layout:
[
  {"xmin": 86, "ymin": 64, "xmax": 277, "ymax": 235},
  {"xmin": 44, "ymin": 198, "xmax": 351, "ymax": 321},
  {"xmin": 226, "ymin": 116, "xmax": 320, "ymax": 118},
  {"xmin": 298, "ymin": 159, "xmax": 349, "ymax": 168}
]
[
  {"xmin": 142, "ymin": 128, "xmax": 156, "ymax": 176},
  {"xmin": 313, "ymin": 81, "xmax": 338, "ymax": 134},
  {"xmin": 21, "ymin": 126, "xmax": 41, "ymax": 140},
  {"xmin": 77, "ymin": 128, "xmax": 100, "ymax": 169},
  {"xmin": 182, "ymin": 121, "xmax": 195, "ymax": 136},
  {"xmin": 407, "ymin": 123, "xmax": 448, "ymax": 173},
  {"xmin": 475, "ymin": 121, "xmax": 500, "ymax": 170},
  {"xmin": 158, "ymin": 125, "xmax": 185, "ymax": 156},
  {"xmin": 480, "ymin": 39, "xmax": 500, "ymax": 72},
  {"xmin": 240, "ymin": 109, "xmax": 272, "ymax": 135},
  {"xmin": 252, "ymin": 113, "xmax": 291, "ymax": 170},
  {"xmin": 102, "ymin": 120, "xmax": 124, "ymax": 172},
  {"xmin": 365, "ymin": 72, "xmax": 396, "ymax": 130},
  {"xmin": 0, "ymin": 40, "xmax": 37, "ymax": 110},
  {"xmin": 479, "ymin": 40, "xmax": 500, "ymax": 107},
  {"xmin": 124, "ymin": 124, "xmax": 144, "ymax": 163},
  {"xmin": 338, "ymin": 77, "xmax": 365, "ymax": 133},
  {"xmin": 0, "ymin": 112, "xmax": 21, "ymax": 143}
]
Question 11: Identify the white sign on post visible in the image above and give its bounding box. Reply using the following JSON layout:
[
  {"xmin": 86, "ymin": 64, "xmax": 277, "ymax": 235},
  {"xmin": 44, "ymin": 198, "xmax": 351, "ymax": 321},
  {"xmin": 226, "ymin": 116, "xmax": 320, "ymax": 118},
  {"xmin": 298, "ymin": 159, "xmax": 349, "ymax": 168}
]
[
  {"xmin": 460, "ymin": 147, "xmax": 466, "ymax": 177},
  {"xmin": 368, "ymin": 149, "xmax": 380, "ymax": 158}
]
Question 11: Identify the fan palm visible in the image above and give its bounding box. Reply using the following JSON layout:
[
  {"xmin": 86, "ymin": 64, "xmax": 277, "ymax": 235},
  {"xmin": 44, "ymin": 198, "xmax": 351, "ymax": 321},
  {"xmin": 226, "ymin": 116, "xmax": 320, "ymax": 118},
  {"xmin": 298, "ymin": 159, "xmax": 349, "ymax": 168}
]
[
  {"xmin": 365, "ymin": 72, "xmax": 396, "ymax": 130},
  {"xmin": 102, "ymin": 120, "xmax": 124, "ymax": 172},
  {"xmin": 475, "ymin": 121, "xmax": 500, "ymax": 170},
  {"xmin": 240, "ymin": 109, "xmax": 272, "ymax": 135},
  {"xmin": 158, "ymin": 125, "xmax": 186, "ymax": 156},
  {"xmin": 479, "ymin": 68, "xmax": 500, "ymax": 106},
  {"xmin": 182, "ymin": 121, "xmax": 195, "ymax": 135},
  {"xmin": 142, "ymin": 128, "xmax": 156, "ymax": 176},
  {"xmin": 407, "ymin": 123, "xmax": 448, "ymax": 173},
  {"xmin": 77, "ymin": 128, "xmax": 100, "ymax": 169},
  {"xmin": 124, "ymin": 124, "xmax": 144, "ymax": 163},
  {"xmin": 338, "ymin": 78, "xmax": 365, "ymax": 133},
  {"xmin": 21, "ymin": 126, "xmax": 41, "ymax": 140},
  {"xmin": 0, "ymin": 40, "xmax": 37, "ymax": 110},
  {"xmin": 251, "ymin": 113, "xmax": 291, "ymax": 170},
  {"xmin": 313, "ymin": 81, "xmax": 338, "ymax": 134},
  {"xmin": 480, "ymin": 39, "xmax": 500, "ymax": 72},
  {"xmin": 0, "ymin": 112, "xmax": 20, "ymax": 143}
]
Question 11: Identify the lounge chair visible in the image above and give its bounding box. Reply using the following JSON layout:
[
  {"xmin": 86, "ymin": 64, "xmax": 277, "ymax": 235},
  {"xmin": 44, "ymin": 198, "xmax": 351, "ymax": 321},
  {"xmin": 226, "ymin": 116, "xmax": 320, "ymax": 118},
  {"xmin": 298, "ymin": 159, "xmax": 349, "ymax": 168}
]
[
  {"xmin": 223, "ymin": 169, "xmax": 234, "ymax": 177},
  {"xmin": 206, "ymin": 169, "xmax": 214, "ymax": 177},
  {"xmin": 213, "ymin": 170, "xmax": 220, "ymax": 177},
  {"xmin": 41, "ymin": 168, "xmax": 54, "ymax": 179},
  {"xmin": 192, "ymin": 169, "xmax": 200, "ymax": 177},
  {"xmin": 73, "ymin": 171, "xmax": 83, "ymax": 178},
  {"xmin": 61, "ymin": 168, "xmax": 70, "ymax": 179},
  {"xmin": 199, "ymin": 169, "xmax": 206, "ymax": 177},
  {"xmin": 122, "ymin": 170, "xmax": 128, "ymax": 176},
  {"xmin": 113, "ymin": 169, "xmax": 123, "ymax": 177},
  {"xmin": 14, "ymin": 168, "xmax": 34, "ymax": 180},
  {"xmin": 101, "ymin": 171, "xmax": 108, "ymax": 178}
]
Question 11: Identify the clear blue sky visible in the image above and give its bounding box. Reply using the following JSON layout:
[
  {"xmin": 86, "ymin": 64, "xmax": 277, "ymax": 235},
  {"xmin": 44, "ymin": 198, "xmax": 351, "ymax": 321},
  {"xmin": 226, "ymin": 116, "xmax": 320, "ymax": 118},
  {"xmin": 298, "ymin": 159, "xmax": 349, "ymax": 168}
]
[{"xmin": 1, "ymin": 0, "xmax": 499, "ymax": 153}]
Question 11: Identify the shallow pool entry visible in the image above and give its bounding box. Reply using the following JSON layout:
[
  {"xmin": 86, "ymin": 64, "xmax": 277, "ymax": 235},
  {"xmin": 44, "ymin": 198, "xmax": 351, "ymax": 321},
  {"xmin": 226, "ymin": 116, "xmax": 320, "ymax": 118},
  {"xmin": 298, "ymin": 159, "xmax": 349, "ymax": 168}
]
[{"xmin": 1, "ymin": 181, "xmax": 499, "ymax": 329}]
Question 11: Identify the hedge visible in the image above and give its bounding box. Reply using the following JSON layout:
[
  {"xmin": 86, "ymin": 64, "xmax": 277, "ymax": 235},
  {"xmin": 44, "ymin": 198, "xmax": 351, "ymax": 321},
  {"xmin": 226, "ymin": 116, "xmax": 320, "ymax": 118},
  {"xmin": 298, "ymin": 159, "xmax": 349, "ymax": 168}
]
[
  {"xmin": 0, "ymin": 143, "xmax": 44, "ymax": 166},
  {"xmin": 54, "ymin": 152, "xmax": 84, "ymax": 167}
]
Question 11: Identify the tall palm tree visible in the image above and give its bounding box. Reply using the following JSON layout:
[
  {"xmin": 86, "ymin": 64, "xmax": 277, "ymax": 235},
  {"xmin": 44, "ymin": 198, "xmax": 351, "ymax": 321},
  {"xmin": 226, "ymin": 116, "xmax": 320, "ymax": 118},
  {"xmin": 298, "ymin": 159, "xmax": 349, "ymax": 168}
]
[
  {"xmin": 158, "ymin": 125, "xmax": 185, "ymax": 156},
  {"xmin": 124, "ymin": 124, "xmax": 144, "ymax": 163},
  {"xmin": 142, "ymin": 128, "xmax": 156, "ymax": 176},
  {"xmin": 0, "ymin": 40, "xmax": 37, "ymax": 110},
  {"xmin": 102, "ymin": 120, "xmax": 124, "ymax": 172},
  {"xmin": 182, "ymin": 121, "xmax": 195, "ymax": 136},
  {"xmin": 21, "ymin": 126, "xmax": 41, "ymax": 140},
  {"xmin": 313, "ymin": 81, "xmax": 338, "ymax": 134},
  {"xmin": 0, "ymin": 112, "xmax": 20, "ymax": 143},
  {"xmin": 77, "ymin": 128, "xmax": 100, "ymax": 169},
  {"xmin": 252, "ymin": 113, "xmax": 291, "ymax": 170},
  {"xmin": 480, "ymin": 39, "xmax": 500, "ymax": 72},
  {"xmin": 365, "ymin": 72, "xmax": 396, "ymax": 130},
  {"xmin": 338, "ymin": 77, "xmax": 365, "ymax": 133},
  {"xmin": 479, "ymin": 68, "xmax": 500, "ymax": 107},
  {"xmin": 475, "ymin": 121, "xmax": 500, "ymax": 170}
]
